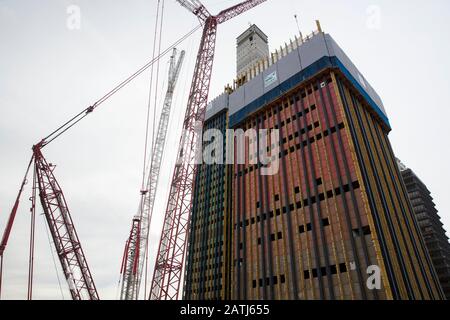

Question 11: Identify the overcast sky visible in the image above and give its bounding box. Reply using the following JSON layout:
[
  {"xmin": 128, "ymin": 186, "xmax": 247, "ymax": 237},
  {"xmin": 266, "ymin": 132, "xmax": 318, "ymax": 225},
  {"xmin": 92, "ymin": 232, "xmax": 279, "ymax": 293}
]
[{"xmin": 1, "ymin": 0, "xmax": 450, "ymax": 300}]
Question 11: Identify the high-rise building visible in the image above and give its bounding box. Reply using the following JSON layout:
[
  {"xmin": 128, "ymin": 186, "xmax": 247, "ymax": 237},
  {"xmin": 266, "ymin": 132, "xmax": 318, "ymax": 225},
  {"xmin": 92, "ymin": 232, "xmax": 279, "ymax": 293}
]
[
  {"xmin": 398, "ymin": 160, "xmax": 450, "ymax": 299},
  {"xmin": 183, "ymin": 23, "xmax": 445, "ymax": 300},
  {"xmin": 236, "ymin": 24, "xmax": 269, "ymax": 76}
]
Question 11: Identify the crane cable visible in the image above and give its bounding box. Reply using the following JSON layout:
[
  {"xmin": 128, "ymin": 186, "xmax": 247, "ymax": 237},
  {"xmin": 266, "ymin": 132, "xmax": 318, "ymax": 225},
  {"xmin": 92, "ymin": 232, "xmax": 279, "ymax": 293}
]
[
  {"xmin": 141, "ymin": 0, "xmax": 163, "ymax": 194},
  {"xmin": 27, "ymin": 165, "xmax": 37, "ymax": 300},
  {"xmin": 42, "ymin": 212, "xmax": 65, "ymax": 300},
  {"xmin": 143, "ymin": 0, "xmax": 166, "ymax": 300},
  {"xmin": 0, "ymin": 155, "xmax": 34, "ymax": 299},
  {"xmin": 39, "ymin": 23, "xmax": 201, "ymax": 149}
]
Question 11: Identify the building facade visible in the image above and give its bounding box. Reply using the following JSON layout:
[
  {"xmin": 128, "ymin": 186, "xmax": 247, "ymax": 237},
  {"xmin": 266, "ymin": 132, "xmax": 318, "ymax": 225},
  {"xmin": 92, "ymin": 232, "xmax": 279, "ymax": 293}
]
[
  {"xmin": 183, "ymin": 107, "xmax": 232, "ymax": 300},
  {"xmin": 184, "ymin": 25, "xmax": 445, "ymax": 300},
  {"xmin": 398, "ymin": 160, "xmax": 450, "ymax": 299}
]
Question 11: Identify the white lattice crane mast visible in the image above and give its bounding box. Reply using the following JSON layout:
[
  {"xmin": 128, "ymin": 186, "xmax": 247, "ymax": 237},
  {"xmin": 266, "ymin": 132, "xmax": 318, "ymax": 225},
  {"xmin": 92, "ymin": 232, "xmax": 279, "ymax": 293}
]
[
  {"xmin": 150, "ymin": 0, "xmax": 267, "ymax": 300},
  {"xmin": 120, "ymin": 48, "xmax": 185, "ymax": 300}
]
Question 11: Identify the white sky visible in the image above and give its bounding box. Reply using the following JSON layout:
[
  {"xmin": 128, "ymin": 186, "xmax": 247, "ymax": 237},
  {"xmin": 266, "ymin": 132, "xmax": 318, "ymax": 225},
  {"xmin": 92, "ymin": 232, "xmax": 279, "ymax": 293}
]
[{"xmin": 1, "ymin": 0, "xmax": 449, "ymax": 300}]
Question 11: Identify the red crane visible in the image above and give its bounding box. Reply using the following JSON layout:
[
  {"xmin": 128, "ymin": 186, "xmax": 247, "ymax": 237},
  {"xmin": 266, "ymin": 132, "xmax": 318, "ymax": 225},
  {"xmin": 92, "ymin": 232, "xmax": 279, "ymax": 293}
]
[
  {"xmin": 33, "ymin": 143, "xmax": 100, "ymax": 300},
  {"xmin": 0, "ymin": 25, "xmax": 200, "ymax": 299},
  {"xmin": 150, "ymin": 0, "xmax": 267, "ymax": 300}
]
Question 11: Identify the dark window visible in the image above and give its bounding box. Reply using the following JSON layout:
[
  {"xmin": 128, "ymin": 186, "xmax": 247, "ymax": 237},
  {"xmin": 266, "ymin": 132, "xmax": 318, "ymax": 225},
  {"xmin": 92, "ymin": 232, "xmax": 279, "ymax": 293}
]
[
  {"xmin": 275, "ymin": 194, "xmax": 280, "ymax": 201},
  {"xmin": 316, "ymin": 178, "xmax": 323, "ymax": 186},
  {"xmin": 304, "ymin": 270, "xmax": 310, "ymax": 279},
  {"xmin": 322, "ymin": 218, "xmax": 330, "ymax": 226},
  {"xmin": 280, "ymin": 275, "xmax": 286, "ymax": 283},
  {"xmin": 339, "ymin": 263, "xmax": 347, "ymax": 273},
  {"xmin": 299, "ymin": 225, "xmax": 305, "ymax": 233},
  {"xmin": 330, "ymin": 265, "xmax": 337, "ymax": 274},
  {"xmin": 277, "ymin": 232, "xmax": 282, "ymax": 239}
]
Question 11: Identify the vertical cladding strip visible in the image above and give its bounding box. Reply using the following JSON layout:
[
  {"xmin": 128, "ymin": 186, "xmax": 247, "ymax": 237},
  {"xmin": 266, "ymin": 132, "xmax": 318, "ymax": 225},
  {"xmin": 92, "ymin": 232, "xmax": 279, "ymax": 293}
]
[
  {"xmin": 275, "ymin": 107, "xmax": 299, "ymax": 299},
  {"xmin": 221, "ymin": 116, "xmax": 229, "ymax": 300},
  {"xmin": 303, "ymin": 87, "xmax": 336, "ymax": 299},
  {"xmin": 381, "ymin": 131, "xmax": 445, "ymax": 299},
  {"xmin": 242, "ymin": 132, "xmax": 248, "ymax": 300},
  {"xmin": 291, "ymin": 97, "xmax": 316, "ymax": 300},
  {"xmin": 331, "ymin": 73, "xmax": 391, "ymax": 299},
  {"xmin": 200, "ymin": 162, "xmax": 213, "ymax": 299},
  {"xmin": 335, "ymin": 76, "xmax": 396, "ymax": 299},
  {"xmin": 225, "ymin": 153, "xmax": 233, "ymax": 300},
  {"xmin": 184, "ymin": 162, "xmax": 199, "ymax": 299},
  {"xmin": 359, "ymin": 108, "xmax": 425, "ymax": 299},
  {"xmin": 245, "ymin": 122, "xmax": 255, "ymax": 301},
  {"xmin": 322, "ymin": 78, "xmax": 379, "ymax": 299},
  {"xmin": 190, "ymin": 161, "xmax": 205, "ymax": 299},
  {"xmin": 369, "ymin": 116, "xmax": 435, "ymax": 299},
  {"xmin": 258, "ymin": 117, "xmax": 276, "ymax": 300},
  {"xmin": 213, "ymin": 167, "xmax": 219, "ymax": 299},
  {"xmin": 312, "ymin": 81, "xmax": 367, "ymax": 299},
  {"xmin": 269, "ymin": 108, "xmax": 298, "ymax": 299},
  {"xmin": 284, "ymin": 99, "xmax": 309, "ymax": 299},
  {"xmin": 235, "ymin": 160, "xmax": 241, "ymax": 299},
  {"xmin": 249, "ymin": 130, "xmax": 259, "ymax": 300},
  {"xmin": 353, "ymin": 96, "xmax": 419, "ymax": 299},
  {"xmin": 213, "ymin": 165, "xmax": 220, "ymax": 299},
  {"xmin": 347, "ymin": 87, "xmax": 412, "ymax": 299},
  {"xmin": 253, "ymin": 119, "xmax": 265, "ymax": 300},
  {"xmin": 302, "ymin": 89, "xmax": 346, "ymax": 300},
  {"xmin": 268, "ymin": 112, "xmax": 283, "ymax": 299},
  {"xmin": 183, "ymin": 161, "xmax": 200, "ymax": 300},
  {"xmin": 293, "ymin": 92, "xmax": 325, "ymax": 299}
]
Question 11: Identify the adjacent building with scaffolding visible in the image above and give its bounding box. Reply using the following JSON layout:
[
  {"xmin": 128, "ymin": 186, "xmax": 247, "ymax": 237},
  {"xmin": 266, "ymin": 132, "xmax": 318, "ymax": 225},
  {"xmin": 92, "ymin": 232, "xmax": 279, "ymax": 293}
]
[{"xmin": 398, "ymin": 160, "xmax": 450, "ymax": 299}]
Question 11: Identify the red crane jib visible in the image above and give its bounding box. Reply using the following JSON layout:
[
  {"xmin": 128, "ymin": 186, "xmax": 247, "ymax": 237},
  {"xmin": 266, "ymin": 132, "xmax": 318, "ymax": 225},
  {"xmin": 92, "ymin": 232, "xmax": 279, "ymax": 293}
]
[{"xmin": 150, "ymin": 0, "xmax": 267, "ymax": 300}]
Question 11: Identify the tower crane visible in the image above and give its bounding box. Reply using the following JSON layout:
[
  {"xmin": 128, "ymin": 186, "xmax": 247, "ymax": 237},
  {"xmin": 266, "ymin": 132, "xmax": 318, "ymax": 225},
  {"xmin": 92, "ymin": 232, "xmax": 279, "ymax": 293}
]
[
  {"xmin": 150, "ymin": 0, "xmax": 267, "ymax": 300},
  {"xmin": 120, "ymin": 48, "xmax": 185, "ymax": 300}
]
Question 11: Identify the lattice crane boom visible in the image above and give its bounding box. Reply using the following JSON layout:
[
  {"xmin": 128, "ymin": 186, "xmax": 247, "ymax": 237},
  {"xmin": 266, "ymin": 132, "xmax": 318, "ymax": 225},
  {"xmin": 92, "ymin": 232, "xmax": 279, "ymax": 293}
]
[
  {"xmin": 150, "ymin": 0, "xmax": 266, "ymax": 300},
  {"xmin": 177, "ymin": 0, "xmax": 211, "ymax": 22},
  {"xmin": 33, "ymin": 143, "xmax": 99, "ymax": 300},
  {"xmin": 120, "ymin": 48, "xmax": 185, "ymax": 300}
]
